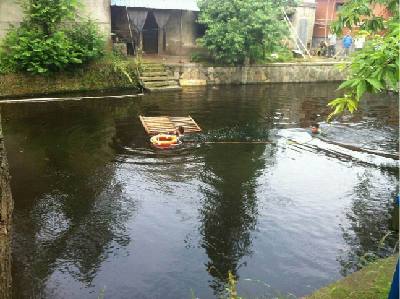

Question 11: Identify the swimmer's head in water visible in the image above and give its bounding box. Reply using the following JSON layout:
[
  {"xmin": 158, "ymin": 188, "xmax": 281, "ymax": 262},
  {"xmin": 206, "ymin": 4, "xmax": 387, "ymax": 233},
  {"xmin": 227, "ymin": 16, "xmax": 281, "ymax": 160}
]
[
  {"xmin": 311, "ymin": 123, "xmax": 320, "ymax": 134},
  {"xmin": 176, "ymin": 126, "xmax": 185, "ymax": 135}
]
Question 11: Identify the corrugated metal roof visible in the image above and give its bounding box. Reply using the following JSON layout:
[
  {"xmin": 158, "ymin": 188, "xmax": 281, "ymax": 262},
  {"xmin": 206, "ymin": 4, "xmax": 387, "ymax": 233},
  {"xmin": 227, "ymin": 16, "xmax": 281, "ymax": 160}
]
[{"xmin": 111, "ymin": 0, "xmax": 200, "ymax": 11}]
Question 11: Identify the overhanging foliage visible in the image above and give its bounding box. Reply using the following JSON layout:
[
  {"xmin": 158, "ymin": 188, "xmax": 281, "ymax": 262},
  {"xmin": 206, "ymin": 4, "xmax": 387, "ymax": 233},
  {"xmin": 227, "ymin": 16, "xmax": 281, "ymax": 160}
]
[{"xmin": 328, "ymin": 0, "xmax": 399, "ymax": 119}]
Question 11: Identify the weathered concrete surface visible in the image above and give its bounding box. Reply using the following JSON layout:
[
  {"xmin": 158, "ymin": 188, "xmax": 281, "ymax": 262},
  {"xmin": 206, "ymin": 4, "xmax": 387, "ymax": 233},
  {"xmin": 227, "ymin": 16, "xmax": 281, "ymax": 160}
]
[
  {"xmin": 291, "ymin": 0, "xmax": 316, "ymax": 48},
  {"xmin": 166, "ymin": 62, "xmax": 346, "ymax": 86},
  {"xmin": 0, "ymin": 0, "xmax": 23, "ymax": 40},
  {"xmin": 165, "ymin": 10, "xmax": 199, "ymax": 56},
  {"xmin": 111, "ymin": 7, "xmax": 199, "ymax": 56},
  {"xmin": 0, "ymin": 0, "xmax": 111, "ymax": 40},
  {"xmin": 79, "ymin": 0, "xmax": 111, "ymax": 36},
  {"xmin": 0, "ymin": 113, "xmax": 13, "ymax": 299}
]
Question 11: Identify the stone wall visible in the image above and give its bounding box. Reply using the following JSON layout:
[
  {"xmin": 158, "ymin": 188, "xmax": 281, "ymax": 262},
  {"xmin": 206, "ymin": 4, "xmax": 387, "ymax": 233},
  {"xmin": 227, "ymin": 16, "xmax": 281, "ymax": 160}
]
[
  {"xmin": 0, "ymin": 113, "xmax": 13, "ymax": 299},
  {"xmin": 166, "ymin": 62, "xmax": 346, "ymax": 86}
]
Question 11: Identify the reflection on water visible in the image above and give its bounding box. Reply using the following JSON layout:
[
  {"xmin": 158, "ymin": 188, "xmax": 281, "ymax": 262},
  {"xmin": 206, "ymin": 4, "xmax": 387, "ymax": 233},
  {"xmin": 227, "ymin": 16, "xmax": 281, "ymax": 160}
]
[
  {"xmin": 338, "ymin": 171, "xmax": 398, "ymax": 275},
  {"xmin": 199, "ymin": 143, "xmax": 270, "ymax": 295},
  {"xmin": 1, "ymin": 83, "xmax": 398, "ymax": 298}
]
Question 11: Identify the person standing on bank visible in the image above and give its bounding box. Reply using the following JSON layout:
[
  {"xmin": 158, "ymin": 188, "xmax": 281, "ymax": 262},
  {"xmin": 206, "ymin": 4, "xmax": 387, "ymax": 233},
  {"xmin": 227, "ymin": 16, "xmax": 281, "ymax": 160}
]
[
  {"xmin": 354, "ymin": 35, "xmax": 365, "ymax": 51},
  {"xmin": 343, "ymin": 33, "xmax": 353, "ymax": 57},
  {"xmin": 327, "ymin": 32, "xmax": 337, "ymax": 58}
]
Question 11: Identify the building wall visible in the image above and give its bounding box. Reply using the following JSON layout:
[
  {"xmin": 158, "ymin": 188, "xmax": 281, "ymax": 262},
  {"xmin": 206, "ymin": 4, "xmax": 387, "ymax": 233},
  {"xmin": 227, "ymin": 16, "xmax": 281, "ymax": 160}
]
[
  {"xmin": 313, "ymin": 0, "xmax": 344, "ymax": 39},
  {"xmin": 0, "ymin": 0, "xmax": 111, "ymax": 40},
  {"xmin": 79, "ymin": 0, "xmax": 112, "ymax": 36},
  {"xmin": 312, "ymin": 0, "xmax": 391, "ymax": 48},
  {"xmin": 291, "ymin": 0, "xmax": 317, "ymax": 48},
  {"xmin": 111, "ymin": 8, "xmax": 199, "ymax": 56},
  {"xmin": 0, "ymin": 0, "xmax": 23, "ymax": 40},
  {"xmin": 165, "ymin": 10, "xmax": 198, "ymax": 56}
]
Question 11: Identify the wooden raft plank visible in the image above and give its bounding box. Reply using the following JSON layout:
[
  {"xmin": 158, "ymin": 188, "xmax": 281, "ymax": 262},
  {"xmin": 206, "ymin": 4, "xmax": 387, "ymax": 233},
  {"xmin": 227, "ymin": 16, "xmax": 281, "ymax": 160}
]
[
  {"xmin": 169, "ymin": 115, "xmax": 202, "ymax": 133},
  {"xmin": 139, "ymin": 115, "xmax": 202, "ymax": 135},
  {"xmin": 140, "ymin": 116, "xmax": 175, "ymax": 135}
]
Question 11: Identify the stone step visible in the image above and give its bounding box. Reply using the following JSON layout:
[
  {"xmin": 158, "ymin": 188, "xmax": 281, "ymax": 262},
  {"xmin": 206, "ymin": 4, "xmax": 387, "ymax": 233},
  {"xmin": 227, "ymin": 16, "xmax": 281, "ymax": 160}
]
[
  {"xmin": 140, "ymin": 76, "xmax": 174, "ymax": 82},
  {"xmin": 142, "ymin": 66, "xmax": 165, "ymax": 72},
  {"xmin": 141, "ymin": 63, "xmax": 164, "ymax": 67},
  {"xmin": 141, "ymin": 71, "xmax": 169, "ymax": 77},
  {"xmin": 146, "ymin": 85, "xmax": 182, "ymax": 92},
  {"xmin": 144, "ymin": 81, "xmax": 179, "ymax": 88},
  {"xmin": 141, "ymin": 65, "xmax": 165, "ymax": 71}
]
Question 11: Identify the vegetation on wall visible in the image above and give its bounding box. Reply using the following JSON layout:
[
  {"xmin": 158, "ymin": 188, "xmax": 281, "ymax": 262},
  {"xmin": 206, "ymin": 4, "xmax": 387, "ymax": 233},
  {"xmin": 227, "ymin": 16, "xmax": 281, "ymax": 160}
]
[
  {"xmin": 197, "ymin": 0, "xmax": 296, "ymax": 65},
  {"xmin": 328, "ymin": 0, "xmax": 399, "ymax": 119},
  {"xmin": 0, "ymin": 54, "xmax": 141, "ymax": 97},
  {"xmin": 0, "ymin": 0, "xmax": 105, "ymax": 74}
]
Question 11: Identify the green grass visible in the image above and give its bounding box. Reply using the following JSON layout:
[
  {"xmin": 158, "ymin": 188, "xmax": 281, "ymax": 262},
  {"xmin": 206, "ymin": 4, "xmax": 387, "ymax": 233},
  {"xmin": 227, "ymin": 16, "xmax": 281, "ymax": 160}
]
[{"xmin": 304, "ymin": 255, "xmax": 397, "ymax": 299}]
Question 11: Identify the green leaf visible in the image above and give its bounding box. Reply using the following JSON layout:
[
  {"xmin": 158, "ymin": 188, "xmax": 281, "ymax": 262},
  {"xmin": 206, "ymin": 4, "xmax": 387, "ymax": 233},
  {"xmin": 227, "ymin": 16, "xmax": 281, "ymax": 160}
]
[
  {"xmin": 356, "ymin": 80, "xmax": 367, "ymax": 100},
  {"xmin": 366, "ymin": 78, "xmax": 383, "ymax": 91}
]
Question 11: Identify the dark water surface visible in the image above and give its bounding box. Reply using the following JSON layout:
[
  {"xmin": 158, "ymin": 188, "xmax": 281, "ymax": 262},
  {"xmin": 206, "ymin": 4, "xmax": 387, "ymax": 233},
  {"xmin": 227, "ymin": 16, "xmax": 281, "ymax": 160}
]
[{"xmin": 1, "ymin": 83, "xmax": 398, "ymax": 299}]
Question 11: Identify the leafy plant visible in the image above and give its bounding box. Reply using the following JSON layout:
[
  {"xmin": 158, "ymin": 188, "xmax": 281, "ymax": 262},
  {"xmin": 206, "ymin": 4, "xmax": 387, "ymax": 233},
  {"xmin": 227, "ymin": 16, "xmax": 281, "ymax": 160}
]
[
  {"xmin": 328, "ymin": 0, "xmax": 399, "ymax": 119},
  {"xmin": 24, "ymin": 0, "xmax": 78, "ymax": 34},
  {"xmin": 226, "ymin": 271, "xmax": 242, "ymax": 299},
  {"xmin": 108, "ymin": 51, "xmax": 134, "ymax": 84},
  {"xmin": 197, "ymin": 0, "xmax": 296, "ymax": 65},
  {"xmin": 0, "ymin": 0, "xmax": 105, "ymax": 74},
  {"xmin": 65, "ymin": 20, "xmax": 105, "ymax": 64}
]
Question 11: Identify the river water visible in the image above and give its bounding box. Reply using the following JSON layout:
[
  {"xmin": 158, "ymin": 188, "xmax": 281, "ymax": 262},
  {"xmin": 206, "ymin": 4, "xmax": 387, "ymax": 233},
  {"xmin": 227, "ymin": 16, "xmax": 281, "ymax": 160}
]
[{"xmin": 1, "ymin": 83, "xmax": 398, "ymax": 299}]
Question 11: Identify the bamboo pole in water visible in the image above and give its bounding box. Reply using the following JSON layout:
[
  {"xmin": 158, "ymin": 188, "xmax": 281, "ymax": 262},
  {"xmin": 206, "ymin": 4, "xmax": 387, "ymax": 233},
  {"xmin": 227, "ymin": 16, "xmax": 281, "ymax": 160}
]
[{"xmin": 203, "ymin": 141, "xmax": 271, "ymax": 144}]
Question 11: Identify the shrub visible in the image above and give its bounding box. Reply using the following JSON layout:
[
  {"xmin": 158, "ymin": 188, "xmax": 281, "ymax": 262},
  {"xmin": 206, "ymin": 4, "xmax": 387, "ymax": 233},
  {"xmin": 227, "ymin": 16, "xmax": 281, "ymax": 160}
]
[
  {"xmin": 197, "ymin": 0, "xmax": 296, "ymax": 65},
  {"xmin": 0, "ymin": 0, "xmax": 105, "ymax": 74}
]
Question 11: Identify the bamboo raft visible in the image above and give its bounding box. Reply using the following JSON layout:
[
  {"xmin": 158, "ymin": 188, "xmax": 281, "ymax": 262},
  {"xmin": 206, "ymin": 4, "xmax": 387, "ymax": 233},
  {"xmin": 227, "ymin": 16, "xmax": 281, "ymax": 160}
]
[{"xmin": 139, "ymin": 115, "xmax": 202, "ymax": 135}]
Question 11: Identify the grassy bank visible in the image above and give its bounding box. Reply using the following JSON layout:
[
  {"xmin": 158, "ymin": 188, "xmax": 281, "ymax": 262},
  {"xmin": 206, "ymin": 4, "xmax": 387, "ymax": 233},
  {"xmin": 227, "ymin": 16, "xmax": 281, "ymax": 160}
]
[
  {"xmin": 304, "ymin": 255, "xmax": 397, "ymax": 299},
  {"xmin": 0, "ymin": 57, "xmax": 141, "ymax": 98}
]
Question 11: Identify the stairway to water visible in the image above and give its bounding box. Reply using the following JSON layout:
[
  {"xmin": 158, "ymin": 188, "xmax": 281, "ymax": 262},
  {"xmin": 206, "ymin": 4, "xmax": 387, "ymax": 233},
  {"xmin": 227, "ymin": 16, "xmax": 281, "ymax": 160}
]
[{"xmin": 139, "ymin": 62, "xmax": 181, "ymax": 92}]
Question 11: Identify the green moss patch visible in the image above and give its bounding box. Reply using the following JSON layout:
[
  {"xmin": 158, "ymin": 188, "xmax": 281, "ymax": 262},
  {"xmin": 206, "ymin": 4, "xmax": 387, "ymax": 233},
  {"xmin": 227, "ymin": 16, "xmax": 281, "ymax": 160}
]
[
  {"xmin": 0, "ymin": 58, "xmax": 141, "ymax": 98},
  {"xmin": 305, "ymin": 255, "xmax": 398, "ymax": 299}
]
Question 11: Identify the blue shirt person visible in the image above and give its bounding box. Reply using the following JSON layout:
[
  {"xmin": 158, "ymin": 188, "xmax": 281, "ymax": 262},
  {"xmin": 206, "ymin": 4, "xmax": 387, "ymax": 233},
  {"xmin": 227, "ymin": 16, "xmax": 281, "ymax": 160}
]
[
  {"xmin": 343, "ymin": 34, "xmax": 353, "ymax": 56},
  {"xmin": 388, "ymin": 196, "xmax": 399, "ymax": 299}
]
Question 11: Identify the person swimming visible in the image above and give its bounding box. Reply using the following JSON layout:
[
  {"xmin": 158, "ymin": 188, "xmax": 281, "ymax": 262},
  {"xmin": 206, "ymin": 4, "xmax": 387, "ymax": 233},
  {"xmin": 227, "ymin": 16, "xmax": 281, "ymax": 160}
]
[
  {"xmin": 311, "ymin": 123, "xmax": 320, "ymax": 135},
  {"xmin": 175, "ymin": 126, "xmax": 185, "ymax": 142}
]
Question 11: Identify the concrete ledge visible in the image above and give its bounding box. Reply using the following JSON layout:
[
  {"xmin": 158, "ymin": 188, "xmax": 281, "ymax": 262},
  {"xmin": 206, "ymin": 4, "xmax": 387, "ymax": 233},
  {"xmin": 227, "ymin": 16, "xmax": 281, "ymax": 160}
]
[
  {"xmin": 179, "ymin": 79, "xmax": 207, "ymax": 86},
  {"xmin": 165, "ymin": 62, "xmax": 346, "ymax": 86}
]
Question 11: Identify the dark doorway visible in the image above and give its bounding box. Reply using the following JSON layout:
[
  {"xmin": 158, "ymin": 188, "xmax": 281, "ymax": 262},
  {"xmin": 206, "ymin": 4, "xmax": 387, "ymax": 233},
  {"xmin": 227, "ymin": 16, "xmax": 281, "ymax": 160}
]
[{"xmin": 142, "ymin": 12, "xmax": 158, "ymax": 54}]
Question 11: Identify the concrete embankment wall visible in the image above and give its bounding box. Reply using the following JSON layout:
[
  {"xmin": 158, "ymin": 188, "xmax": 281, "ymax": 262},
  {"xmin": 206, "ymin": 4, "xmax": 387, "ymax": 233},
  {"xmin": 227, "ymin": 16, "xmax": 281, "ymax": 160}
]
[
  {"xmin": 166, "ymin": 62, "xmax": 346, "ymax": 86},
  {"xmin": 0, "ymin": 60, "xmax": 141, "ymax": 98},
  {"xmin": 0, "ymin": 114, "xmax": 13, "ymax": 299}
]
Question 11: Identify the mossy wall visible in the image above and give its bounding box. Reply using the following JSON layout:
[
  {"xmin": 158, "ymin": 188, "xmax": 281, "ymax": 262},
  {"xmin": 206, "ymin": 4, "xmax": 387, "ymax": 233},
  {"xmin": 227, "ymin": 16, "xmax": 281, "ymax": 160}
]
[
  {"xmin": 0, "ymin": 60, "xmax": 141, "ymax": 98},
  {"xmin": 0, "ymin": 114, "xmax": 12, "ymax": 299},
  {"xmin": 167, "ymin": 62, "xmax": 346, "ymax": 86}
]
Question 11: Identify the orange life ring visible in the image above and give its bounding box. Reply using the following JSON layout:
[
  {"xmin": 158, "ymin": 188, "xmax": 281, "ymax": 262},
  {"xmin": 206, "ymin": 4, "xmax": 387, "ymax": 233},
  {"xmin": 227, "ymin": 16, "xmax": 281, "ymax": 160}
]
[{"xmin": 150, "ymin": 134, "xmax": 179, "ymax": 149}]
